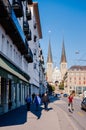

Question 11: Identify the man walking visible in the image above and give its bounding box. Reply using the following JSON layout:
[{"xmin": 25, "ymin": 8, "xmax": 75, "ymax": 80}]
[{"xmin": 42, "ymin": 93, "xmax": 50, "ymax": 111}]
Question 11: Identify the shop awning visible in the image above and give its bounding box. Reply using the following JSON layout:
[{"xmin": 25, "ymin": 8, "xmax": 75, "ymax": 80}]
[{"xmin": 0, "ymin": 57, "xmax": 29, "ymax": 83}]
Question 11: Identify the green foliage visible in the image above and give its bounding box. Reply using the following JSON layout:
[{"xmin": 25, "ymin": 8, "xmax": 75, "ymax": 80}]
[
  {"xmin": 52, "ymin": 85, "xmax": 55, "ymax": 91},
  {"xmin": 59, "ymin": 81, "xmax": 64, "ymax": 90},
  {"xmin": 47, "ymin": 83, "xmax": 55, "ymax": 93}
]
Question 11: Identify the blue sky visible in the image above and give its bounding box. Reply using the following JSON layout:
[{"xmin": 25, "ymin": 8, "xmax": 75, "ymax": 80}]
[{"xmin": 34, "ymin": 0, "xmax": 86, "ymax": 68}]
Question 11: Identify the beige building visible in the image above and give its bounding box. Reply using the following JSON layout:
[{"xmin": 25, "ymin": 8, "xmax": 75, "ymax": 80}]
[
  {"xmin": 52, "ymin": 67, "xmax": 61, "ymax": 84},
  {"xmin": 46, "ymin": 40, "xmax": 53, "ymax": 83},
  {"xmin": 60, "ymin": 39, "xmax": 67, "ymax": 80},
  {"xmin": 46, "ymin": 38, "xmax": 86, "ymax": 96},
  {"xmin": 64, "ymin": 66, "xmax": 86, "ymax": 94}
]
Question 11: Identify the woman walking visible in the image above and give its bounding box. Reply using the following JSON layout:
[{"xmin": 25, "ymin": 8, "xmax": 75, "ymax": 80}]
[{"xmin": 68, "ymin": 90, "xmax": 75, "ymax": 112}]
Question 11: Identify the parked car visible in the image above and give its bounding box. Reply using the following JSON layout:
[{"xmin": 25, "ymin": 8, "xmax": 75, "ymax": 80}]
[
  {"xmin": 81, "ymin": 97, "xmax": 86, "ymax": 110},
  {"xmin": 55, "ymin": 93, "xmax": 61, "ymax": 98},
  {"xmin": 63, "ymin": 93, "xmax": 68, "ymax": 97}
]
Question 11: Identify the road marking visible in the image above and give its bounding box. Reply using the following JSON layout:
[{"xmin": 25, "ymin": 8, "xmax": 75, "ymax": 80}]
[
  {"xmin": 77, "ymin": 111, "xmax": 84, "ymax": 117},
  {"xmin": 54, "ymin": 100, "xmax": 66, "ymax": 104}
]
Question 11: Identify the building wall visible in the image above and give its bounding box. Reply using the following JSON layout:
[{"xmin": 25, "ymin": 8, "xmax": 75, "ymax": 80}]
[
  {"xmin": 52, "ymin": 67, "xmax": 61, "ymax": 84},
  {"xmin": 60, "ymin": 62, "xmax": 67, "ymax": 80},
  {"xmin": 66, "ymin": 69, "xmax": 86, "ymax": 94},
  {"xmin": 0, "ymin": 0, "xmax": 31, "ymax": 115},
  {"xmin": 27, "ymin": 5, "xmax": 40, "ymax": 95},
  {"xmin": 0, "ymin": 0, "xmax": 45, "ymax": 115},
  {"xmin": 46, "ymin": 63, "xmax": 53, "ymax": 83},
  {"xmin": 0, "ymin": 26, "xmax": 28, "ymax": 74}
]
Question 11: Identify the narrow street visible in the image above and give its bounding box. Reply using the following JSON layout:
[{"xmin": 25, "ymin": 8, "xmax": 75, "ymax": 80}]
[
  {"xmin": 0, "ymin": 96, "xmax": 86, "ymax": 130},
  {"xmin": 0, "ymin": 1, "xmax": 86, "ymax": 130}
]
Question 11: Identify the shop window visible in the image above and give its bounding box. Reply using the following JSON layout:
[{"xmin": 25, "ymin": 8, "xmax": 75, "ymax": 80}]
[
  {"xmin": 7, "ymin": 40, "xmax": 9, "ymax": 56},
  {"xmin": 74, "ymin": 77, "xmax": 76, "ymax": 80},
  {"xmin": 83, "ymin": 81, "xmax": 85, "ymax": 84},
  {"xmin": 0, "ymin": 77, "xmax": 1, "ymax": 104},
  {"xmin": 79, "ymin": 77, "xmax": 81, "ymax": 80},
  {"xmin": 34, "ymin": 63, "xmax": 36, "ymax": 69},
  {"xmin": 19, "ymin": 84, "xmax": 21, "ymax": 102},
  {"xmin": 79, "ymin": 81, "xmax": 81, "ymax": 84},
  {"xmin": 70, "ymin": 77, "xmax": 71, "ymax": 80},
  {"xmin": 1, "ymin": 34, "xmax": 5, "ymax": 52},
  {"xmin": 10, "ymin": 44, "xmax": 12, "ymax": 58}
]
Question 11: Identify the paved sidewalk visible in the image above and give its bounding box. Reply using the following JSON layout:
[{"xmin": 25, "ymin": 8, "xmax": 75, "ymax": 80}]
[{"xmin": 0, "ymin": 98, "xmax": 78, "ymax": 130}]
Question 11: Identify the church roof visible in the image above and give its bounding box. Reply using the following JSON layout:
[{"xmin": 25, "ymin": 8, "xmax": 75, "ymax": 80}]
[
  {"xmin": 69, "ymin": 65, "xmax": 86, "ymax": 71},
  {"xmin": 60, "ymin": 39, "xmax": 67, "ymax": 63},
  {"xmin": 47, "ymin": 40, "xmax": 53, "ymax": 63}
]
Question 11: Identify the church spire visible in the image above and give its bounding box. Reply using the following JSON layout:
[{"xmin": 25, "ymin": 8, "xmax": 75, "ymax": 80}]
[
  {"xmin": 47, "ymin": 39, "xmax": 53, "ymax": 63},
  {"xmin": 60, "ymin": 38, "xmax": 67, "ymax": 63}
]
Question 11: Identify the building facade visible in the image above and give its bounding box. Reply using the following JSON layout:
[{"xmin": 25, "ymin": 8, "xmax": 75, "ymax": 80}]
[
  {"xmin": 46, "ymin": 39, "xmax": 67, "ymax": 84},
  {"xmin": 0, "ymin": 0, "xmax": 45, "ymax": 115},
  {"xmin": 46, "ymin": 40, "xmax": 53, "ymax": 83},
  {"xmin": 64, "ymin": 66, "xmax": 86, "ymax": 94},
  {"xmin": 27, "ymin": 2, "xmax": 45, "ymax": 95},
  {"xmin": 60, "ymin": 39, "xmax": 67, "ymax": 80},
  {"xmin": 46, "ymin": 40, "xmax": 62, "ymax": 93},
  {"xmin": 52, "ymin": 67, "xmax": 61, "ymax": 84}
]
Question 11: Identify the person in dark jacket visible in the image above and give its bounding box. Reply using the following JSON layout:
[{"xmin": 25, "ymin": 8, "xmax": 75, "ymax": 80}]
[
  {"xmin": 25, "ymin": 95, "xmax": 31, "ymax": 111},
  {"xmin": 42, "ymin": 93, "xmax": 49, "ymax": 111},
  {"xmin": 34, "ymin": 94, "xmax": 41, "ymax": 111},
  {"xmin": 32, "ymin": 93, "xmax": 35, "ymax": 103}
]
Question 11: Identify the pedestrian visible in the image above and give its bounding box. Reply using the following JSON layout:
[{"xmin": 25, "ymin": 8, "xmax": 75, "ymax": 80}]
[
  {"xmin": 34, "ymin": 94, "xmax": 41, "ymax": 111},
  {"xmin": 68, "ymin": 90, "xmax": 75, "ymax": 112},
  {"xmin": 9, "ymin": 99, "xmax": 12, "ymax": 110},
  {"xmin": 25, "ymin": 95, "xmax": 31, "ymax": 111},
  {"xmin": 42, "ymin": 93, "xmax": 50, "ymax": 111},
  {"xmin": 32, "ymin": 93, "xmax": 35, "ymax": 103}
]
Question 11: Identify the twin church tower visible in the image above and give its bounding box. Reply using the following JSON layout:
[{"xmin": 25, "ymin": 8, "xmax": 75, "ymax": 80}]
[{"xmin": 46, "ymin": 38, "xmax": 67, "ymax": 84}]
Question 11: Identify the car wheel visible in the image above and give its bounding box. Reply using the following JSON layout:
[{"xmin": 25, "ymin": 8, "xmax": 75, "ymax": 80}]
[{"xmin": 81, "ymin": 106, "xmax": 83, "ymax": 110}]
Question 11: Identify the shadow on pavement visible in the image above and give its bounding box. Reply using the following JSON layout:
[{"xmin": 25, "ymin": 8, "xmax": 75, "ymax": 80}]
[
  {"xmin": 0, "ymin": 96, "xmax": 56, "ymax": 127},
  {"xmin": 30, "ymin": 103, "xmax": 43, "ymax": 119},
  {"xmin": 30, "ymin": 103, "xmax": 53, "ymax": 119},
  {"xmin": 0, "ymin": 105, "xmax": 27, "ymax": 127}
]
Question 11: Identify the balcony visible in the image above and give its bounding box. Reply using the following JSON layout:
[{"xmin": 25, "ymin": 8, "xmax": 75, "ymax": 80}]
[
  {"xmin": 42, "ymin": 66, "xmax": 45, "ymax": 72},
  {"xmin": 39, "ymin": 55, "xmax": 44, "ymax": 64},
  {"xmin": 34, "ymin": 63, "xmax": 36, "ymax": 69},
  {"xmin": 34, "ymin": 23, "xmax": 36, "ymax": 29},
  {"xmin": 33, "ymin": 49, "xmax": 36, "ymax": 55},
  {"xmin": 21, "ymin": 0, "xmax": 26, "ymax": 1},
  {"xmin": 34, "ymin": 35, "xmax": 37, "ymax": 42},
  {"xmin": 39, "ymin": 48, "xmax": 42, "ymax": 55},
  {"xmin": 12, "ymin": 0, "xmax": 23, "ymax": 18},
  {"xmin": 23, "ymin": 20, "xmax": 29, "ymax": 35},
  {"xmin": 0, "ymin": 0, "xmax": 28, "ymax": 55},
  {"xmin": 0, "ymin": 0, "xmax": 11, "ymax": 17},
  {"xmin": 26, "ymin": 29, "xmax": 32, "ymax": 41},
  {"xmin": 24, "ymin": 47, "xmax": 33, "ymax": 63},
  {"xmin": 27, "ymin": 0, "xmax": 33, "ymax": 4},
  {"xmin": 26, "ymin": 7, "xmax": 31, "ymax": 20}
]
